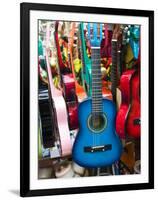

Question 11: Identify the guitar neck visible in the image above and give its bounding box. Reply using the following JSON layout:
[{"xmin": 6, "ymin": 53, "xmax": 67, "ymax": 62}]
[
  {"xmin": 80, "ymin": 23, "xmax": 91, "ymax": 68},
  {"xmin": 79, "ymin": 33, "xmax": 85, "ymax": 74},
  {"xmin": 55, "ymin": 29, "xmax": 66, "ymax": 70},
  {"xmin": 111, "ymin": 39, "xmax": 118, "ymax": 103},
  {"xmin": 91, "ymin": 48, "xmax": 103, "ymax": 114},
  {"xmin": 117, "ymin": 49, "xmax": 122, "ymax": 80}
]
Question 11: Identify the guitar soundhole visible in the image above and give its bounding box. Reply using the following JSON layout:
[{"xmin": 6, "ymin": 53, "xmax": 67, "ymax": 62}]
[{"xmin": 88, "ymin": 114, "xmax": 107, "ymax": 133}]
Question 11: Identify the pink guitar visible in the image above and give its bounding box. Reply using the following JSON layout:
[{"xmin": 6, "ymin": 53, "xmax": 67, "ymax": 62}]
[{"xmin": 45, "ymin": 22, "xmax": 72, "ymax": 156}]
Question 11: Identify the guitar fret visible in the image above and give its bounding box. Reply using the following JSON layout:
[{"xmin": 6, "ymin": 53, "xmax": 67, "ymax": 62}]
[
  {"xmin": 92, "ymin": 74, "xmax": 101, "ymax": 76},
  {"xmin": 92, "ymin": 92, "xmax": 102, "ymax": 94},
  {"xmin": 94, "ymin": 99, "xmax": 102, "ymax": 103},
  {"xmin": 92, "ymin": 89, "xmax": 102, "ymax": 91},
  {"xmin": 92, "ymin": 108, "xmax": 102, "ymax": 109},
  {"xmin": 91, "ymin": 45, "xmax": 103, "ymax": 114}
]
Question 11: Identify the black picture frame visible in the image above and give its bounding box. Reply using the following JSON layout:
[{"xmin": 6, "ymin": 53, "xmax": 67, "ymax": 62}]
[{"xmin": 20, "ymin": 2, "xmax": 154, "ymax": 197}]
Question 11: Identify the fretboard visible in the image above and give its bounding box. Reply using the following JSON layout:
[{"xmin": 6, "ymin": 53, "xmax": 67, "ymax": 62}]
[
  {"xmin": 111, "ymin": 39, "xmax": 118, "ymax": 103},
  {"xmin": 91, "ymin": 48, "xmax": 103, "ymax": 114},
  {"xmin": 80, "ymin": 39, "xmax": 85, "ymax": 74}
]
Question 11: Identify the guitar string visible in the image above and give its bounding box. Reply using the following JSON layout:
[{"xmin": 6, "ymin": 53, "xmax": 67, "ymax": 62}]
[{"xmin": 92, "ymin": 49, "xmax": 102, "ymax": 148}]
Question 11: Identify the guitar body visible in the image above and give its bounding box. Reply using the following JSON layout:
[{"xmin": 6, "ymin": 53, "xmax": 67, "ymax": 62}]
[
  {"xmin": 116, "ymin": 104, "xmax": 129, "ymax": 139},
  {"xmin": 116, "ymin": 69, "xmax": 135, "ymax": 138},
  {"xmin": 72, "ymin": 98, "xmax": 122, "ymax": 168},
  {"xmin": 67, "ymin": 101, "xmax": 79, "ymax": 130},
  {"xmin": 62, "ymin": 74, "xmax": 76, "ymax": 101},
  {"xmin": 126, "ymin": 72, "xmax": 140, "ymax": 138},
  {"xmin": 116, "ymin": 69, "xmax": 140, "ymax": 139}
]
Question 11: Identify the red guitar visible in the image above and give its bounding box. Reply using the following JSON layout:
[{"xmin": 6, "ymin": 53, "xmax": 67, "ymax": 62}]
[
  {"xmin": 126, "ymin": 71, "xmax": 140, "ymax": 138},
  {"xmin": 116, "ymin": 69, "xmax": 140, "ymax": 139},
  {"xmin": 55, "ymin": 22, "xmax": 76, "ymax": 100},
  {"xmin": 54, "ymin": 21, "xmax": 79, "ymax": 130},
  {"xmin": 116, "ymin": 69, "xmax": 136, "ymax": 139}
]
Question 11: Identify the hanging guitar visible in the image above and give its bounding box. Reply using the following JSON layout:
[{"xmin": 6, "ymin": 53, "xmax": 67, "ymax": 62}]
[
  {"xmin": 45, "ymin": 22, "xmax": 72, "ymax": 156},
  {"xmin": 69, "ymin": 22, "xmax": 87, "ymax": 101},
  {"xmin": 116, "ymin": 35, "xmax": 140, "ymax": 138},
  {"xmin": 72, "ymin": 23, "xmax": 122, "ymax": 168},
  {"xmin": 79, "ymin": 22, "xmax": 92, "ymax": 97},
  {"xmin": 126, "ymin": 70, "xmax": 140, "ymax": 138},
  {"xmin": 126, "ymin": 26, "xmax": 140, "ymax": 138},
  {"xmin": 111, "ymin": 24, "xmax": 125, "ymax": 112},
  {"xmin": 101, "ymin": 24, "xmax": 113, "ymax": 58},
  {"xmin": 54, "ymin": 21, "xmax": 79, "ymax": 130},
  {"xmin": 100, "ymin": 24, "xmax": 112, "ymax": 82},
  {"xmin": 38, "ymin": 22, "xmax": 59, "ymax": 89}
]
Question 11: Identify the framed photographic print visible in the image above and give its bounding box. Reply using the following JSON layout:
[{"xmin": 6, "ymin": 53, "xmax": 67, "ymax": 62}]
[{"xmin": 20, "ymin": 2, "xmax": 154, "ymax": 197}]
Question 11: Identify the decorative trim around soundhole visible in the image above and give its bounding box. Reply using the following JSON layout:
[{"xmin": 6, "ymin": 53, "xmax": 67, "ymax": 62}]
[{"xmin": 87, "ymin": 113, "xmax": 107, "ymax": 133}]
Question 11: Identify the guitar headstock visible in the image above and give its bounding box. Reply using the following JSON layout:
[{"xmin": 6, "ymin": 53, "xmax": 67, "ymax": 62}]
[
  {"xmin": 87, "ymin": 23, "xmax": 103, "ymax": 47},
  {"xmin": 112, "ymin": 24, "xmax": 122, "ymax": 41},
  {"xmin": 129, "ymin": 25, "xmax": 140, "ymax": 59}
]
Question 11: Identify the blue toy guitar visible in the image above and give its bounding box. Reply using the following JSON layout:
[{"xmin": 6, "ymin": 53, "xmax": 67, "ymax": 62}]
[{"xmin": 72, "ymin": 23, "xmax": 122, "ymax": 168}]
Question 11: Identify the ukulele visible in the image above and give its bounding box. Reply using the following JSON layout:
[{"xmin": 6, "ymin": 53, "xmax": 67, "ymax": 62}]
[
  {"xmin": 72, "ymin": 23, "xmax": 122, "ymax": 168},
  {"xmin": 45, "ymin": 22, "xmax": 72, "ymax": 156}
]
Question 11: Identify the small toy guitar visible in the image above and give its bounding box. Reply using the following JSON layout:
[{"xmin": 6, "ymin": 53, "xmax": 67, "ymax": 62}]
[{"xmin": 72, "ymin": 23, "xmax": 122, "ymax": 168}]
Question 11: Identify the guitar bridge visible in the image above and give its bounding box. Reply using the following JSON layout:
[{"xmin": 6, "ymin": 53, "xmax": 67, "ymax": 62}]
[{"xmin": 84, "ymin": 144, "xmax": 112, "ymax": 153}]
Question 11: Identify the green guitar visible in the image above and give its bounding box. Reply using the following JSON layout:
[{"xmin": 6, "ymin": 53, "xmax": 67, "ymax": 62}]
[{"xmin": 79, "ymin": 22, "xmax": 92, "ymax": 96}]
